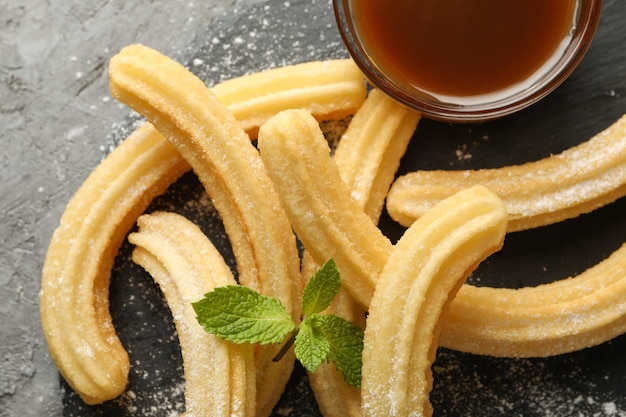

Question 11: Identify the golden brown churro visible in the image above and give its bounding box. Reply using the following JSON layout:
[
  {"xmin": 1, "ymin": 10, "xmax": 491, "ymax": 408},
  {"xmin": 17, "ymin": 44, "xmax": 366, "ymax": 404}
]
[
  {"xmin": 129, "ymin": 212, "xmax": 255, "ymax": 417},
  {"xmin": 211, "ymin": 59, "xmax": 367, "ymax": 137},
  {"xmin": 39, "ymin": 124, "xmax": 189, "ymax": 404},
  {"xmin": 387, "ymin": 114, "xmax": 626, "ymax": 232},
  {"xmin": 305, "ymin": 89, "xmax": 420, "ymax": 417},
  {"xmin": 305, "ymin": 278, "xmax": 364, "ymax": 417},
  {"xmin": 442, "ymin": 243, "xmax": 626, "ymax": 357},
  {"xmin": 362, "ymin": 186, "xmax": 507, "ymax": 417},
  {"xmin": 333, "ymin": 89, "xmax": 421, "ymax": 220},
  {"xmin": 108, "ymin": 44, "xmax": 301, "ymax": 416},
  {"xmin": 109, "ymin": 43, "xmax": 298, "ymax": 304},
  {"xmin": 259, "ymin": 108, "xmax": 390, "ymax": 308}
]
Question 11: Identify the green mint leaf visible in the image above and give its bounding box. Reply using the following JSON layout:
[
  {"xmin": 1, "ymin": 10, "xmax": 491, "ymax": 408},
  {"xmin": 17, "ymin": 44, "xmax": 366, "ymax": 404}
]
[
  {"xmin": 315, "ymin": 314, "xmax": 364, "ymax": 388},
  {"xmin": 192, "ymin": 285, "xmax": 295, "ymax": 345},
  {"xmin": 294, "ymin": 314, "xmax": 330, "ymax": 373},
  {"xmin": 301, "ymin": 258, "xmax": 342, "ymax": 316}
]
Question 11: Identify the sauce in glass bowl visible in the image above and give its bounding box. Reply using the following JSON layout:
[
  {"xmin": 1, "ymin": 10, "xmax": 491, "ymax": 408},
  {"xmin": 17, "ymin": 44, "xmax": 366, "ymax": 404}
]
[{"xmin": 334, "ymin": 0, "xmax": 603, "ymax": 121}]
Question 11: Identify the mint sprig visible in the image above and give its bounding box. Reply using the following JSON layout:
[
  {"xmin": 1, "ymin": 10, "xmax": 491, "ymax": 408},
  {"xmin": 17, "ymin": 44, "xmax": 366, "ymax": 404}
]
[{"xmin": 192, "ymin": 258, "xmax": 364, "ymax": 387}]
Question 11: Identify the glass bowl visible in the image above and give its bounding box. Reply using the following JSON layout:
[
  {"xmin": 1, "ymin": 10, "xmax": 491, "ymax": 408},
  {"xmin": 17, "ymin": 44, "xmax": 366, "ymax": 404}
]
[{"xmin": 334, "ymin": 0, "xmax": 603, "ymax": 122}]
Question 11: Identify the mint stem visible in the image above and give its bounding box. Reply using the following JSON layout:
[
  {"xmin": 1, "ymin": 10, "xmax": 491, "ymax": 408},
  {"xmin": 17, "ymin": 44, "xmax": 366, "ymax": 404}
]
[{"xmin": 272, "ymin": 329, "xmax": 298, "ymax": 362}]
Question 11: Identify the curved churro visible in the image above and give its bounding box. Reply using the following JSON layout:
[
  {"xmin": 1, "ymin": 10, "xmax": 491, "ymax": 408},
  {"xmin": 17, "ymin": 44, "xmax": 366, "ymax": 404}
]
[
  {"xmin": 442, "ymin": 243, "xmax": 626, "ymax": 357},
  {"xmin": 305, "ymin": 279, "xmax": 364, "ymax": 417},
  {"xmin": 211, "ymin": 59, "xmax": 367, "ymax": 137},
  {"xmin": 40, "ymin": 123, "xmax": 189, "ymax": 404},
  {"xmin": 362, "ymin": 186, "xmax": 507, "ymax": 417},
  {"xmin": 258, "ymin": 108, "xmax": 389, "ymax": 308},
  {"xmin": 258, "ymin": 108, "xmax": 626, "ymax": 359},
  {"xmin": 305, "ymin": 89, "xmax": 420, "ymax": 417},
  {"xmin": 333, "ymin": 89, "xmax": 421, "ymax": 221},
  {"xmin": 387, "ymin": 114, "xmax": 626, "ymax": 232},
  {"xmin": 108, "ymin": 44, "xmax": 302, "ymax": 416},
  {"xmin": 128, "ymin": 212, "xmax": 255, "ymax": 417},
  {"xmin": 109, "ymin": 43, "xmax": 300, "ymax": 305}
]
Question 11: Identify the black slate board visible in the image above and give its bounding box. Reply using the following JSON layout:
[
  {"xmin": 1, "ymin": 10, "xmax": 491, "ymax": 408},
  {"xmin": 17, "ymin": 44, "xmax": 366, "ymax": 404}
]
[{"xmin": 63, "ymin": 0, "xmax": 626, "ymax": 415}]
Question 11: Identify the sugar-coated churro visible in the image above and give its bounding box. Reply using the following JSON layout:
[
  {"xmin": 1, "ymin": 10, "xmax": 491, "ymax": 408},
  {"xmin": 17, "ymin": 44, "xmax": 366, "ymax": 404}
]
[
  {"xmin": 40, "ymin": 123, "xmax": 189, "ymax": 404},
  {"xmin": 387, "ymin": 114, "xmax": 626, "ymax": 232},
  {"xmin": 211, "ymin": 59, "xmax": 367, "ymax": 137},
  {"xmin": 362, "ymin": 186, "xmax": 507, "ymax": 417},
  {"xmin": 441, "ymin": 243, "xmax": 626, "ymax": 357},
  {"xmin": 305, "ymin": 89, "xmax": 420, "ymax": 417},
  {"xmin": 259, "ymin": 109, "xmax": 390, "ymax": 307},
  {"xmin": 306, "ymin": 279, "xmax": 364, "ymax": 417},
  {"xmin": 108, "ymin": 44, "xmax": 300, "ymax": 416},
  {"xmin": 109, "ymin": 43, "xmax": 299, "ymax": 305},
  {"xmin": 333, "ymin": 89, "xmax": 421, "ymax": 220},
  {"xmin": 129, "ymin": 211, "xmax": 255, "ymax": 417}
]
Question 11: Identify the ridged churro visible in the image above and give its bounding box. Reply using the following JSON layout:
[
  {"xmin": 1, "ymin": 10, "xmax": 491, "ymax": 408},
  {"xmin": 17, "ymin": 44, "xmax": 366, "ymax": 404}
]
[
  {"xmin": 129, "ymin": 211, "xmax": 255, "ymax": 417},
  {"xmin": 441, "ymin": 242, "xmax": 626, "ymax": 357},
  {"xmin": 362, "ymin": 186, "xmax": 507, "ymax": 417},
  {"xmin": 40, "ymin": 123, "xmax": 189, "ymax": 404},
  {"xmin": 305, "ymin": 278, "xmax": 364, "ymax": 417},
  {"xmin": 333, "ymin": 89, "xmax": 421, "ymax": 220},
  {"xmin": 211, "ymin": 59, "xmax": 367, "ymax": 137},
  {"xmin": 259, "ymin": 109, "xmax": 390, "ymax": 308},
  {"xmin": 305, "ymin": 89, "xmax": 420, "ymax": 417},
  {"xmin": 108, "ymin": 44, "xmax": 301, "ymax": 416},
  {"xmin": 387, "ymin": 114, "xmax": 626, "ymax": 232}
]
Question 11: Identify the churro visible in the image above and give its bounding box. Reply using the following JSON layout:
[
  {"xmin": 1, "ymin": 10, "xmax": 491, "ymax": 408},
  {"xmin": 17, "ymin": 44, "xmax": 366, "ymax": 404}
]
[
  {"xmin": 108, "ymin": 44, "xmax": 301, "ymax": 416},
  {"xmin": 305, "ymin": 279, "xmax": 364, "ymax": 417},
  {"xmin": 40, "ymin": 123, "xmax": 189, "ymax": 404},
  {"xmin": 362, "ymin": 186, "xmax": 507, "ymax": 417},
  {"xmin": 211, "ymin": 59, "xmax": 367, "ymax": 137},
  {"xmin": 129, "ymin": 211, "xmax": 255, "ymax": 417},
  {"xmin": 441, "ymin": 243, "xmax": 626, "ymax": 357},
  {"xmin": 333, "ymin": 89, "xmax": 421, "ymax": 220},
  {"xmin": 387, "ymin": 114, "xmax": 626, "ymax": 232},
  {"xmin": 305, "ymin": 89, "xmax": 420, "ymax": 417},
  {"xmin": 258, "ymin": 108, "xmax": 390, "ymax": 308}
]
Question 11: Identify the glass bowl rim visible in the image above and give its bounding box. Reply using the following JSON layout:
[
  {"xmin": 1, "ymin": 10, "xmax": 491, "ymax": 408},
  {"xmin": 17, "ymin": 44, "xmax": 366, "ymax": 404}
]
[{"xmin": 333, "ymin": 0, "xmax": 604, "ymax": 122}]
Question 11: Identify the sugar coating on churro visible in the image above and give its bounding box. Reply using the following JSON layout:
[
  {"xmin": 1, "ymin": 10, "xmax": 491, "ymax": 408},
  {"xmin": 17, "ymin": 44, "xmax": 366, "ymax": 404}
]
[
  {"xmin": 362, "ymin": 185, "xmax": 507, "ymax": 417},
  {"xmin": 388, "ymin": 114, "xmax": 626, "ymax": 231},
  {"xmin": 129, "ymin": 211, "xmax": 255, "ymax": 416}
]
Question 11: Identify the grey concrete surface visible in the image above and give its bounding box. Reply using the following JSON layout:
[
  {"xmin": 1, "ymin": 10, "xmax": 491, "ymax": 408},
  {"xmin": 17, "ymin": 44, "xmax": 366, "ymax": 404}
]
[{"xmin": 0, "ymin": 1, "xmax": 247, "ymax": 415}]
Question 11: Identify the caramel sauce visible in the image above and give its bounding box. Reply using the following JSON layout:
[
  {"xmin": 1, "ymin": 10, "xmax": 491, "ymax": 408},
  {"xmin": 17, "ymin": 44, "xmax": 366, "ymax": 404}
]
[{"xmin": 353, "ymin": 0, "xmax": 577, "ymax": 98}]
